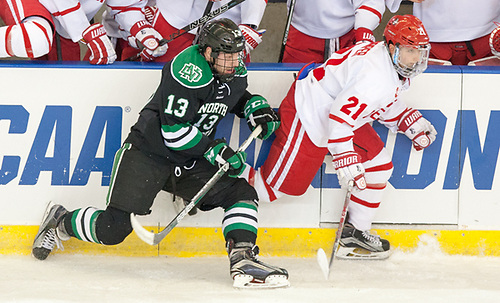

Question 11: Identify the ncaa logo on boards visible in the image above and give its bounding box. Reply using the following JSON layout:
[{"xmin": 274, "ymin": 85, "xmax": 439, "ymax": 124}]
[{"xmin": 2, "ymin": 105, "xmax": 500, "ymax": 192}]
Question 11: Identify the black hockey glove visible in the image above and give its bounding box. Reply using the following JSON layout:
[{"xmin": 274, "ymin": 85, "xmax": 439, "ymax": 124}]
[
  {"xmin": 244, "ymin": 95, "xmax": 280, "ymax": 140},
  {"xmin": 203, "ymin": 139, "xmax": 247, "ymax": 178}
]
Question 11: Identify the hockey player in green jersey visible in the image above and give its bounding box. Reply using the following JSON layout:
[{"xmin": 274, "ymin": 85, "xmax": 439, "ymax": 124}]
[{"xmin": 32, "ymin": 18, "xmax": 288, "ymax": 289}]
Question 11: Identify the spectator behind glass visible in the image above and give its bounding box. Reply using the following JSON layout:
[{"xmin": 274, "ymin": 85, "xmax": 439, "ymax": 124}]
[
  {"xmin": 387, "ymin": 0, "xmax": 500, "ymax": 65},
  {"xmin": 117, "ymin": 0, "xmax": 267, "ymax": 62},
  {"xmin": 0, "ymin": 0, "xmax": 54, "ymax": 60},
  {"xmin": 29, "ymin": 0, "xmax": 167, "ymax": 64},
  {"xmin": 281, "ymin": 0, "xmax": 386, "ymax": 63}
]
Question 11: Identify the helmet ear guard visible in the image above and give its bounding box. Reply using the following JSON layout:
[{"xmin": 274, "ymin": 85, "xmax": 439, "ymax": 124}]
[{"xmin": 383, "ymin": 15, "xmax": 431, "ymax": 78}]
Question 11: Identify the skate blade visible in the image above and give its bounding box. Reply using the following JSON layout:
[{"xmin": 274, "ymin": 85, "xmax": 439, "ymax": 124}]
[
  {"xmin": 316, "ymin": 248, "xmax": 329, "ymax": 280},
  {"xmin": 336, "ymin": 246, "xmax": 391, "ymax": 260},
  {"xmin": 233, "ymin": 274, "xmax": 290, "ymax": 289}
]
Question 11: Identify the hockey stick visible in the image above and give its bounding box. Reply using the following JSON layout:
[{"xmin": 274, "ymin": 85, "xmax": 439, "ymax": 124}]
[
  {"xmin": 191, "ymin": 0, "xmax": 216, "ymax": 45},
  {"xmin": 317, "ymin": 181, "xmax": 354, "ymax": 280},
  {"xmin": 467, "ymin": 55, "xmax": 500, "ymax": 66},
  {"xmin": 131, "ymin": 125, "xmax": 262, "ymax": 246},
  {"xmin": 125, "ymin": 0, "xmax": 247, "ymax": 61},
  {"xmin": 277, "ymin": 0, "xmax": 296, "ymax": 63}
]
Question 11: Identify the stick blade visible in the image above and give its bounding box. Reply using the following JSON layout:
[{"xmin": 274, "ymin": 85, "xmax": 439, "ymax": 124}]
[
  {"xmin": 316, "ymin": 248, "xmax": 330, "ymax": 280},
  {"xmin": 130, "ymin": 213, "xmax": 156, "ymax": 245}
]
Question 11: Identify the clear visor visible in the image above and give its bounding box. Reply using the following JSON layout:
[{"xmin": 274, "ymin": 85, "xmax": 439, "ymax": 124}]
[
  {"xmin": 212, "ymin": 51, "xmax": 244, "ymax": 82},
  {"xmin": 393, "ymin": 44, "xmax": 430, "ymax": 78}
]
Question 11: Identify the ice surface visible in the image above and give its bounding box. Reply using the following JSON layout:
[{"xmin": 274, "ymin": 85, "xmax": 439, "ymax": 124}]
[{"xmin": 2, "ymin": 236, "xmax": 500, "ymax": 303}]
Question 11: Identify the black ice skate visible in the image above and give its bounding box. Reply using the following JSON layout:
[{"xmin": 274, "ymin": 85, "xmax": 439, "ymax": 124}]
[
  {"xmin": 32, "ymin": 203, "xmax": 69, "ymax": 260},
  {"xmin": 338, "ymin": 223, "xmax": 391, "ymax": 260},
  {"xmin": 227, "ymin": 240, "xmax": 289, "ymax": 289}
]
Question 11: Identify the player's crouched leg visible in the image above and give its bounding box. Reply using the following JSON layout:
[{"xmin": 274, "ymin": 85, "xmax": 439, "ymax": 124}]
[
  {"xmin": 222, "ymin": 200, "xmax": 289, "ymax": 288},
  {"xmin": 62, "ymin": 206, "xmax": 133, "ymax": 245},
  {"xmin": 339, "ymin": 148, "xmax": 393, "ymax": 260}
]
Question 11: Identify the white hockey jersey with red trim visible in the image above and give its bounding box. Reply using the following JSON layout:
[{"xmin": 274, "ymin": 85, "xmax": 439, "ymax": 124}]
[
  {"xmin": 289, "ymin": 0, "xmax": 385, "ymax": 39},
  {"xmin": 38, "ymin": 0, "xmax": 148, "ymax": 42},
  {"xmin": 412, "ymin": 0, "xmax": 500, "ymax": 42},
  {"xmin": 0, "ymin": 0, "xmax": 54, "ymax": 58},
  {"xmin": 156, "ymin": 0, "xmax": 266, "ymax": 34},
  {"xmin": 294, "ymin": 41, "xmax": 408, "ymax": 155}
]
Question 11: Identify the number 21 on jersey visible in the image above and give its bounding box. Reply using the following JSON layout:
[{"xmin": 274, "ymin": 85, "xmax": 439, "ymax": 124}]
[{"xmin": 340, "ymin": 96, "xmax": 367, "ymax": 120}]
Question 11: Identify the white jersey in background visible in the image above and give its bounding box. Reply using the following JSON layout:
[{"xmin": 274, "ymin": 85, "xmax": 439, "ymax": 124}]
[
  {"xmin": 290, "ymin": 0, "xmax": 385, "ymax": 39},
  {"xmin": 295, "ymin": 41, "xmax": 407, "ymax": 155},
  {"xmin": 413, "ymin": 0, "xmax": 500, "ymax": 42},
  {"xmin": 38, "ymin": 0, "xmax": 149, "ymax": 42},
  {"xmin": 156, "ymin": 0, "xmax": 266, "ymax": 34},
  {"xmin": 214, "ymin": 0, "xmax": 266, "ymax": 27}
]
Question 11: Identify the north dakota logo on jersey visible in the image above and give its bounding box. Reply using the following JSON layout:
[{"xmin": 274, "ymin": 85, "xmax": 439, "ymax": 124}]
[
  {"xmin": 171, "ymin": 45, "xmax": 214, "ymax": 88},
  {"xmin": 179, "ymin": 63, "xmax": 203, "ymax": 83}
]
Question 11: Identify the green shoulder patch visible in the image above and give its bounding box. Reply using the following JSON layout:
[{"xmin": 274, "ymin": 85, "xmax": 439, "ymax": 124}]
[{"xmin": 171, "ymin": 45, "xmax": 214, "ymax": 88}]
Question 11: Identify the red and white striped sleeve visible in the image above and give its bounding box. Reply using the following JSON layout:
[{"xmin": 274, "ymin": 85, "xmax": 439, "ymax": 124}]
[
  {"xmin": 106, "ymin": 0, "xmax": 148, "ymax": 34},
  {"xmin": 0, "ymin": 0, "xmax": 54, "ymax": 58},
  {"xmin": 377, "ymin": 99, "xmax": 410, "ymax": 133},
  {"xmin": 239, "ymin": 0, "xmax": 267, "ymax": 27},
  {"xmin": 39, "ymin": 0, "xmax": 91, "ymax": 42},
  {"xmin": 353, "ymin": 0, "xmax": 385, "ymax": 31}
]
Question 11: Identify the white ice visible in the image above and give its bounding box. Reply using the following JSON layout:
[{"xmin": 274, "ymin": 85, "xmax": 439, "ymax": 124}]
[{"xmin": 2, "ymin": 235, "xmax": 500, "ymax": 303}]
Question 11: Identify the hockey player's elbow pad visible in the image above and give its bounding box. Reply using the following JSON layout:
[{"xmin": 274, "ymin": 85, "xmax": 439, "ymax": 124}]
[{"xmin": 1, "ymin": 16, "xmax": 53, "ymax": 58}]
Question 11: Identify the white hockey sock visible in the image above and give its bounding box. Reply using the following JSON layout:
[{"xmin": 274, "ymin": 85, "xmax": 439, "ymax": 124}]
[{"xmin": 347, "ymin": 185, "xmax": 386, "ymax": 231}]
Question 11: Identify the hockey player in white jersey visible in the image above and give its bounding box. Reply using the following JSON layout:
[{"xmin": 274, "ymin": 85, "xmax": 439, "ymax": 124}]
[
  {"xmin": 0, "ymin": 0, "xmax": 54, "ymax": 59},
  {"xmin": 119, "ymin": 0, "xmax": 267, "ymax": 62},
  {"xmin": 386, "ymin": 0, "xmax": 500, "ymax": 65},
  {"xmin": 245, "ymin": 15, "xmax": 437, "ymax": 259},
  {"xmin": 282, "ymin": 0, "xmax": 386, "ymax": 63},
  {"xmin": 36, "ymin": 0, "xmax": 167, "ymax": 63}
]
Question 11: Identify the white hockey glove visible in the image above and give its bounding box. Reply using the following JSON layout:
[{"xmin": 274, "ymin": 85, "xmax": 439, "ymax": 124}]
[
  {"xmin": 355, "ymin": 27, "xmax": 375, "ymax": 43},
  {"xmin": 332, "ymin": 151, "xmax": 367, "ymax": 190},
  {"xmin": 82, "ymin": 24, "xmax": 117, "ymax": 65},
  {"xmin": 129, "ymin": 20, "xmax": 168, "ymax": 61},
  {"xmin": 398, "ymin": 108, "xmax": 437, "ymax": 151},
  {"xmin": 238, "ymin": 24, "xmax": 265, "ymax": 57}
]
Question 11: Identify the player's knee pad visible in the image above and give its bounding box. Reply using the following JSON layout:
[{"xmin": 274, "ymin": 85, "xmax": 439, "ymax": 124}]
[
  {"xmin": 200, "ymin": 177, "xmax": 258, "ymax": 211},
  {"xmin": 363, "ymin": 148, "xmax": 394, "ymax": 184},
  {"xmin": 95, "ymin": 207, "xmax": 133, "ymax": 245}
]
